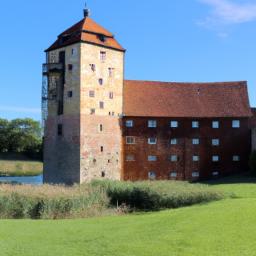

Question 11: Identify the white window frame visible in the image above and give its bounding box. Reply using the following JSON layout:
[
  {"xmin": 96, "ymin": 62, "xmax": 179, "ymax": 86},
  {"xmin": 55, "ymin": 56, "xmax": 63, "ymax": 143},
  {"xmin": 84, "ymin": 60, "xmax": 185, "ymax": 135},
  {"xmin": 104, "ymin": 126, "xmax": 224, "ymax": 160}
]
[
  {"xmin": 148, "ymin": 155, "xmax": 157, "ymax": 162},
  {"xmin": 212, "ymin": 155, "xmax": 220, "ymax": 162},
  {"xmin": 170, "ymin": 121, "xmax": 178, "ymax": 128},
  {"xmin": 126, "ymin": 120, "xmax": 133, "ymax": 128},
  {"xmin": 126, "ymin": 136, "xmax": 135, "ymax": 144},
  {"xmin": 148, "ymin": 120, "xmax": 157, "ymax": 128},
  {"xmin": 212, "ymin": 139, "xmax": 220, "ymax": 146},
  {"xmin": 170, "ymin": 138, "xmax": 178, "ymax": 145},
  {"xmin": 148, "ymin": 138, "xmax": 157, "ymax": 145},
  {"xmin": 192, "ymin": 138, "xmax": 200, "ymax": 145},
  {"xmin": 192, "ymin": 121, "xmax": 199, "ymax": 128},
  {"xmin": 212, "ymin": 121, "xmax": 219, "ymax": 129},
  {"xmin": 232, "ymin": 120, "xmax": 240, "ymax": 128}
]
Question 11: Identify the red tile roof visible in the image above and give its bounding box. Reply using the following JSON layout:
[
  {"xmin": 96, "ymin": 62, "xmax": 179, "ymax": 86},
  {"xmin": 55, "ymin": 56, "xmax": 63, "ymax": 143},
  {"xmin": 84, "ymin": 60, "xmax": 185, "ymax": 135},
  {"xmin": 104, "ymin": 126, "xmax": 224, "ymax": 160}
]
[
  {"xmin": 124, "ymin": 80, "xmax": 252, "ymax": 118},
  {"xmin": 46, "ymin": 17, "xmax": 124, "ymax": 52}
]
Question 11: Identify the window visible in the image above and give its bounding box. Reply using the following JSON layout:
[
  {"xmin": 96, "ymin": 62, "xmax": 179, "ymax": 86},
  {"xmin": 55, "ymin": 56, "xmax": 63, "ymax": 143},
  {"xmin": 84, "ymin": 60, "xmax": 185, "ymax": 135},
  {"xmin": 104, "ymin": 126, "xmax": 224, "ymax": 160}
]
[
  {"xmin": 148, "ymin": 138, "xmax": 157, "ymax": 145},
  {"xmin": 170, "ymin": 121, "xmax": 178, "ymax": 128},
  {"xmin": 192, "ymin": 121, "xmax": 199, "ymax": 128},
  {"xmin": 99, "ymin": 124, "xmax": 103, "ymax": 132},
  {"xmin": 126, "ymin": 120, "xmax": 133, "ymax": 127},
  {"xmin": 126, "ymin": 136, "xmax": 135, "ymax": 144},
  {"xmin": 212, "ymin": 171, "xmax": 219, "ymax": 176},
  {"xmin": 212, "ymin": 139, "xmax": 220, "ymax": 146},
  {"xmin": 193, "ymin": 155, "xmax": 199, "ymax": 162},
  {"xmin": 212, "ymin": 155, "xmax": 220, "ymax": 162},
  {"xmin": 68, "ymin": 64, "xmax": 73, "ymax": 71},
  {"xmin": 57, "ymin": 124, "xmax": 63, "ymax": 136},
  {"xmin": 148, "ymin": 171, "xmax": 156, "ymax": 180},
  {"xmin": 100, "ymin": 146, "xmax": 104, "ymax": 152},
  {"xmin": 192, "ymin": 172, "xmax": 200, "ymax": 178},
  {"xmin": 232, "ymin": 120, "xmax": 240, "ymax": 128},
  {"xmin": 126, "ymin": 155, "xmax": 135, "ymax": 161},
  {"xmin": 71, "ymin": 48, "xmax": 77, "ymax": 56},
  {"xmin": 169, "ymin": 172, "xmax": 177, "ymax": 178},
  {"xmin": 67, "ymin": 91, "xmax": 73, "ymax": 98},
  {"xmin": 192, "ymin": 138, "xmax": 200, "ymax": 145},
  {"xmin": 170, "ymin": 155, "xmax": 178, "ymax": 162},
  {"xmin": 170, "ymin": 138, "xmax": 178, "ymax": 145},
  {"xmin": 212, "ymin": 121, "xmax": 219, "ymax": 129},
  {"xmin": 100, "ymin": 51, "xmax": 106, "ymax": 62},
  {"xmin": 89, "ymin": 90, "xmax": 95, "ymax": 97},
  {"xmin": 233, "ymin": 155, "xmax": 240, "ymax": 162},
  {"xmin": 148, "ymin": 120, "xmax": 157, "ymax": 128},
  {"xmin": 90, "ymin": 108, "xmax": 95, "ymax": 115},
  {"xmin": 108, "ymin": 68, "xmax": 114, "ymax": 77},
  {"xmin": 98, "ymin": 34, "xmax": 106, "ymax": 42},
  {"xmin": 109, "ymin": 92, "xmax": 114, "ymax": 99},
  {"xmin": 101, "ymin": 171, "xmax": 106, "ymax": 178},
  {"xmin": 99, "ymin": 78, "xmax": 103, "ymax": 86},
  {"xmin": 99, "ymin": 101, "xmax": 104, "ymax": 109},
  {"xmin": 148, "ymin": 155, "xmax": 157, "ymax": 161},
  {"xmin": 89, "ymin": 64, "xmax": 96, "ymax": 72}
]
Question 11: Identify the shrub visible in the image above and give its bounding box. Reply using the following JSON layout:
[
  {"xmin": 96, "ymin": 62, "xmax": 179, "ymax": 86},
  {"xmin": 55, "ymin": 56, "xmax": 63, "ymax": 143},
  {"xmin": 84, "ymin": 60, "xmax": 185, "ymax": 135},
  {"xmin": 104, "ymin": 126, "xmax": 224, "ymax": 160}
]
[{"xmin": 249, "ymin": 151, "xmax": 256, "ymax": 175}]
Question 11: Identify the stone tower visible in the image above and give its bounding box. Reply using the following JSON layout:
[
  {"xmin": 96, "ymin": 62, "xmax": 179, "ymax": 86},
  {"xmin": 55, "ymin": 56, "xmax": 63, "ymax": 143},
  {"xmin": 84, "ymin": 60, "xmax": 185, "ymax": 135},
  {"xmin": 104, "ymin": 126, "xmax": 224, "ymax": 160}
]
[{"xmin": 43, "ymin": 9, "xmax": 125, "ymax": 184}]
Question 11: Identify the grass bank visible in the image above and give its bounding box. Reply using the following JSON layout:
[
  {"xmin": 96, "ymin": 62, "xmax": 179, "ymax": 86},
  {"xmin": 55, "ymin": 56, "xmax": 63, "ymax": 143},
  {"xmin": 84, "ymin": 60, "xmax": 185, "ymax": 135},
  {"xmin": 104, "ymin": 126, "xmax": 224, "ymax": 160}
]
[
  {"xmin": 0, "ymin": 181, "xmax": 222, "ymax": 219},
  {"xmin": 0, "ymin": 177, "xmax": 255, "ymax": 255},
  {"xmin": 0, "ymin": 160, "xmax": 43, "ymax": 176}
]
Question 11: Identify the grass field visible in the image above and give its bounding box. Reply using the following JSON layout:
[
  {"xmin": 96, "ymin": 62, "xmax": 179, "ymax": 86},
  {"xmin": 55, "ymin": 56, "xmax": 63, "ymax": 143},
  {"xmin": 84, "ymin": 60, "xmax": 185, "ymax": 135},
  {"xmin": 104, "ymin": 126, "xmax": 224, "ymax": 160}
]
[
  {"xmin": 0, "ymin": 160, "xmax": 43, "ymax": 176},
  {"xmin": 0, "ymin": 175, "xmax": 256, "ymax": 256}
]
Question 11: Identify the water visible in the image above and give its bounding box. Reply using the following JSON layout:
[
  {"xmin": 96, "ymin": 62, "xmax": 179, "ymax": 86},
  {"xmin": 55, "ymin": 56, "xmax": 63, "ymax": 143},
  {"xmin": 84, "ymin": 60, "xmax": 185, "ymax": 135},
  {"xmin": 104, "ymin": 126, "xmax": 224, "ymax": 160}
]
[{"xmin": 0, "ymin": 174, "xmax": 43, "ymax": 185}]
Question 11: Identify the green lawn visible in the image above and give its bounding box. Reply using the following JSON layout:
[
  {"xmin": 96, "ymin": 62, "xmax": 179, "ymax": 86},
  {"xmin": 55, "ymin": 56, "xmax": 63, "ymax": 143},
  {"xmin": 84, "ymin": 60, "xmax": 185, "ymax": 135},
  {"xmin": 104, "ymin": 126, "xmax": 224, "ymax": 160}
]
[
  {"xmin": 0, "ymin": 176, "xmax": 256, "ymax": 256},
  {"xmin": 0, "ymin": 160, "xmax": 42, "ymax": 176}
]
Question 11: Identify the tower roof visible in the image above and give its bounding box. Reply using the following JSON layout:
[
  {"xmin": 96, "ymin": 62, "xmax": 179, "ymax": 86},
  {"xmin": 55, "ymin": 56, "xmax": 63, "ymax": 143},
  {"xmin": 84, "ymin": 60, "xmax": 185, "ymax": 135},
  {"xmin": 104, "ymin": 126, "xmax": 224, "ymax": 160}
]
[{"xmin": 45, "ymin": 17, "xmax": 125, "ymax": 52}]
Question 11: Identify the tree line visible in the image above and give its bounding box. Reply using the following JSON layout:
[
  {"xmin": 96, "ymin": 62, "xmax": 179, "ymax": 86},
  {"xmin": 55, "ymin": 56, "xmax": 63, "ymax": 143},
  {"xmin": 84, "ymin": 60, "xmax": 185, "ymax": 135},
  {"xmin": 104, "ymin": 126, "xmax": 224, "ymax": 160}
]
[{"xmin": 0, "ymin": 118, "xmax": 42, "ymax": 159}]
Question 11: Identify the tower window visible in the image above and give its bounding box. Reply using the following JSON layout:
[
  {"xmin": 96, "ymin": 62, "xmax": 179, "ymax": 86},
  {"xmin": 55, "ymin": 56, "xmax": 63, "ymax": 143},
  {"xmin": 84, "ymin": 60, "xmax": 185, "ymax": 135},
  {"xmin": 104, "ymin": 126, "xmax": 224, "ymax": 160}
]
[
  {"xmin": 68, "ymin": 64, "xmax": 73, "ymax": 71},
  {"xmin": 101, "ymin": 171, "xmax": 106, "ymax": 177},
  {"xmin": 89, "ymin": 64, "xmax": 96, "ymax": 72},
  {"xmin": 90, "ymin": 109, "xmax": 95, "ymax": 115},
  {"xmin": 57, "ymin": 124, "xmax": 63, "ymax": 136},
  {"xmin": 100, "ymin": 51, "xmax": 106, "ymax": 62},
  {"xmin": 99, "ymin": 101, "xmax": 104, "ymax": 109},
  {"xmin": 67, "ymin": 91, "xmax": 73, "ymax": 98},
  {"xmin": 109, "ymin": 92, "xmax": 114, "ymax": 99},
  {"xmin": 71, "ymin": 48, "xmax": 77, "ymax": 56},
  {"xmin": 89, "ymin": 90, "xmax": 95, "ymax": 97},
  {"xmin": 99, "ymin": 124, "xmax": 103, "ymax": 132},
  {"xmin": 99, "ymin": 78, "xmax": 103, "ymax": 86},
  {"xmin": 108, "ymin": 68, "xmax": 114, "ymax": 77},
  {"xmin": 98, "ymin": 34, "xmax": 106, "ymax": 42},
  {"xmin": 100, "ymin": 146, "xmax": 104, "ymax": 152}
]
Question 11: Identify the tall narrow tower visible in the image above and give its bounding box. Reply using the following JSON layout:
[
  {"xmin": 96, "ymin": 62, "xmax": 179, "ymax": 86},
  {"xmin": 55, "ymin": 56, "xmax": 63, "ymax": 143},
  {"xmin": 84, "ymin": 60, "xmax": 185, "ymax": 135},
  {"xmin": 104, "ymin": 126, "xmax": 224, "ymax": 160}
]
[{"xmin": 43, "ymin": 8, "xmax": 125, "ymax": 184}]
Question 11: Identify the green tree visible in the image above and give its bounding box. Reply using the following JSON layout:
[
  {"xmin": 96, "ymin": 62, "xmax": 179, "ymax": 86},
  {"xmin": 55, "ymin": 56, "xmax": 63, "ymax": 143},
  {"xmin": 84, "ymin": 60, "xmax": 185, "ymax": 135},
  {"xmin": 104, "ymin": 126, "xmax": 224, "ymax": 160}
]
[{"xmin": 0, "ymin": 118, "xmax": 10, "ymax": 152}]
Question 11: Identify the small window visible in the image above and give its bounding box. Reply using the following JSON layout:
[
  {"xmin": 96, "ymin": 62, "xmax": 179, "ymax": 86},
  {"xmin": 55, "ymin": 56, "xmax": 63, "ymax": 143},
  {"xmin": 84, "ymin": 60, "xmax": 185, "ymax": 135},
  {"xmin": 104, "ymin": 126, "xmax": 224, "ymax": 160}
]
[
  {"xmin": 126, "ymin": 155, "xmax": 135, "ymax": 161},
  {"xmin": 192, "ymin": 121, "xmax": 199, "ymax": 128},
  {"xmin": 148, "ymin": 171, "xmax": 156, "ymax": 180},
  {"xmin": 233, "ymin": 155, "xmax": 240, "ymax": 162},
  {"xmin": 170, "ymin": 155, "xmax": 178, "ymax": 162},
  {"xmin": 109, "ymin": 92, "xmax": 114, "ymax": 99},
  {"xmin": 126, "ymin": 136, "xmax": 135, "ymax": 144},
  {"xmin": 212, "ymin": 155, "xmax": 220, "ymax": 162},
  {"xmin": 170, "ymin": 121, "xmax": 178, "ymax": 128},
  {"xmin": 212, "ymin": 121, "xmax": 219, "ymax": 129},
  {"xmin": 100, "ymin": 146, "xmax": 104, "ymax": 152},
  {"xmin": 169, "ymin": 172, "xmax": 177, "ymax": 178},
  {"xmin": 98, "ymin": 35, "xmax": 106, "ymax": 42},
  {"xmin": 89, "ymin": 90, "xmax": 95, "ymax": 97},
  {"xmin": 212, "ymin": 139, "xmax": 220, "ymax": 146},
  {"xmin": 170, "ymin": 138, "xmax": 178, "ymax": 145},
  {"xmin": 108, "ymin": 68, "xmax": 114, "ymax": 77},
  {"xmin": 67, "ymin": 91, "xmax": 73, "ymax": 98},
  {"xmin": 148, "ymin": 138, "xmax": 157, "ymax": 145},
  {"xmin": 99, "ymin": 124, "xmax": 103, "ymax": 132},
  {"xmin": 90, "ymin": 109, "xmax": 95, "ymax": 115},
  {"xmin": 232, "ymin": 120, "xmax": 240, "ymax": 128},
  {"xmin": 112, "ymin": 112, "xmax": 115, "ymax": 116},
  {"xmin": 148, "ymin": 155, "xmax": 157, "ymax": 162},
  {"xmin": 212, "ymin": 171, "xmax": 219, "ymax": 176},
  {"xmin": 99, "ymin": 78, "xmax": 103, "ymax": 86},
  {"xmin": 71, "ymin": 48, "xmax": 77, "ymax": 56},
  {"xmin": 57, "ymin": 124, "xmax": 63, "ymax": 136},
  {"xmin": 100, "ymin": 51, "xmax": 106, "ymax": 62},
  {"xmin": 68, "ymin": 64, "xmax": 73, "ymax": 71},
  {"xmin": 192, "ymin": 138, "xmax": 200, "ymax": 145},
  {"xmin": 193, "ymin": 155, "xmax": 199, "ymax": 162},
  {"xmin": 101, "ymin": 171, "xmax": 106, "ymax": 177},
  {"xmin": 148, "ymin": 120, "xmax": 157, "ymax": 128},
  {"xmin": 192, "ymin": 172, "xmax": 200, "ymax": 178},
  {"xmin": 99, "ymin": 101, "xmax": 104, "ymax": 109},
  {"xmin": 90, "ymin": 64, "xmax": 96, "ymax": 72},
  {"xmin": 126, "ymin": 120, "xmax": 133, "ymax": 127}
]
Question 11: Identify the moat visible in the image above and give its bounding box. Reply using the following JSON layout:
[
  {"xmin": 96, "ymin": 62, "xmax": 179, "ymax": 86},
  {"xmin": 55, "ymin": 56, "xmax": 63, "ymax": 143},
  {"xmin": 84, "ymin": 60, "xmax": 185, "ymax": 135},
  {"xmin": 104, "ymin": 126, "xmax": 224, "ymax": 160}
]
[{"xmin": 0, "ymin": 174, "xmax": 43, "ymax": 185}]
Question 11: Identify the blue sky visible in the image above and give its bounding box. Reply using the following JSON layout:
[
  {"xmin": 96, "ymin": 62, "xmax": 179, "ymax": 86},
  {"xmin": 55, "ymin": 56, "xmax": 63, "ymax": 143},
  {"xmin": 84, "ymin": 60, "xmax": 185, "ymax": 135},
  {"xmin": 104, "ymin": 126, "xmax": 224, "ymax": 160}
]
[{"xmin": 0, "ymin": 0, "xmax": 255, "ymax": 121}]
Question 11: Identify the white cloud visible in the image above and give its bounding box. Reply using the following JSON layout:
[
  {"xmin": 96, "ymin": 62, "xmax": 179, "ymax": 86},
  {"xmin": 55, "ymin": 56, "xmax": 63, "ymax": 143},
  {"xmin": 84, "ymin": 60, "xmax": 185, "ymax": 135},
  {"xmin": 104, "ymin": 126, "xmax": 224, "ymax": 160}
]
[
  {"xmin": 198, "ymin": 0, "xmax": 256, "ymax": 26},
  {"xmin": 0, "ymin": 106, "xmax": 41, "ymax": 114}
]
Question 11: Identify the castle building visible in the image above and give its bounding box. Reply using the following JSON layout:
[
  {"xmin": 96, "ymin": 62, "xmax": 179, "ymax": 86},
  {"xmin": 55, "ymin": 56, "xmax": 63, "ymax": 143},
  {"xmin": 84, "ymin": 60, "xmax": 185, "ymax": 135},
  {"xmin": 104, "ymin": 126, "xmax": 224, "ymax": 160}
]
[{"xmin": 43, "ymin": 8, "xmax": 254, "ymax": 184}]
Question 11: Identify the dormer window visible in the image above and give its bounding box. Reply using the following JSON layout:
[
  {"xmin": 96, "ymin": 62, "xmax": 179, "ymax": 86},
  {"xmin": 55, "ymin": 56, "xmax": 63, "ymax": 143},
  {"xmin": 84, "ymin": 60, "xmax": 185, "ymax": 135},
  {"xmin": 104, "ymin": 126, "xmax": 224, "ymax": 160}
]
[{"xmin": 98, "ymin": 34, "xmax": 106, "ymax": 42}]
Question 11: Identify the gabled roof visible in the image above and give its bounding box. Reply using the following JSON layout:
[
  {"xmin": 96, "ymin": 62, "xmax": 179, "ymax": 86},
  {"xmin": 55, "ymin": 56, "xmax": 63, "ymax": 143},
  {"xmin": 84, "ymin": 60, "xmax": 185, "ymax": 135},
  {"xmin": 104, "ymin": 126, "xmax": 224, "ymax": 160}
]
[
  {"xmin": 124, "ymin": 80, "xmax": 252, "ymax": 118},
  {"xmin": 46, "ymin": 17, "xmax": 125, "ymax": 52}
]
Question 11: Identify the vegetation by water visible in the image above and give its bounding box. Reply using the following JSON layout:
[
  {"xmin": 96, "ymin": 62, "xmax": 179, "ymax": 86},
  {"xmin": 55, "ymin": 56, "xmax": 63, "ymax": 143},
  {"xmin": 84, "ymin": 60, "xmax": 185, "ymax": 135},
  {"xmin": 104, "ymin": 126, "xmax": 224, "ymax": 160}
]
[
  {"xmin": 0, "ymin": 175, "xmax": 255, "ymax": 256},
  {"xmin": 0, "ymin": 180, "xmax": 222, "ymax": 219}
]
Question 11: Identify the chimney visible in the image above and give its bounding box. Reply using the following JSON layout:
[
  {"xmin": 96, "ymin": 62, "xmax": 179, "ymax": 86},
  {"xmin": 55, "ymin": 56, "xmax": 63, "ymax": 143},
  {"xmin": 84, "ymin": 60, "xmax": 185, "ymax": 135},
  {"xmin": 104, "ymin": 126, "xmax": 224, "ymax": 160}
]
[{"xmin": 84, "ymin": 8, "xmax": 90, "ymax": 18}]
